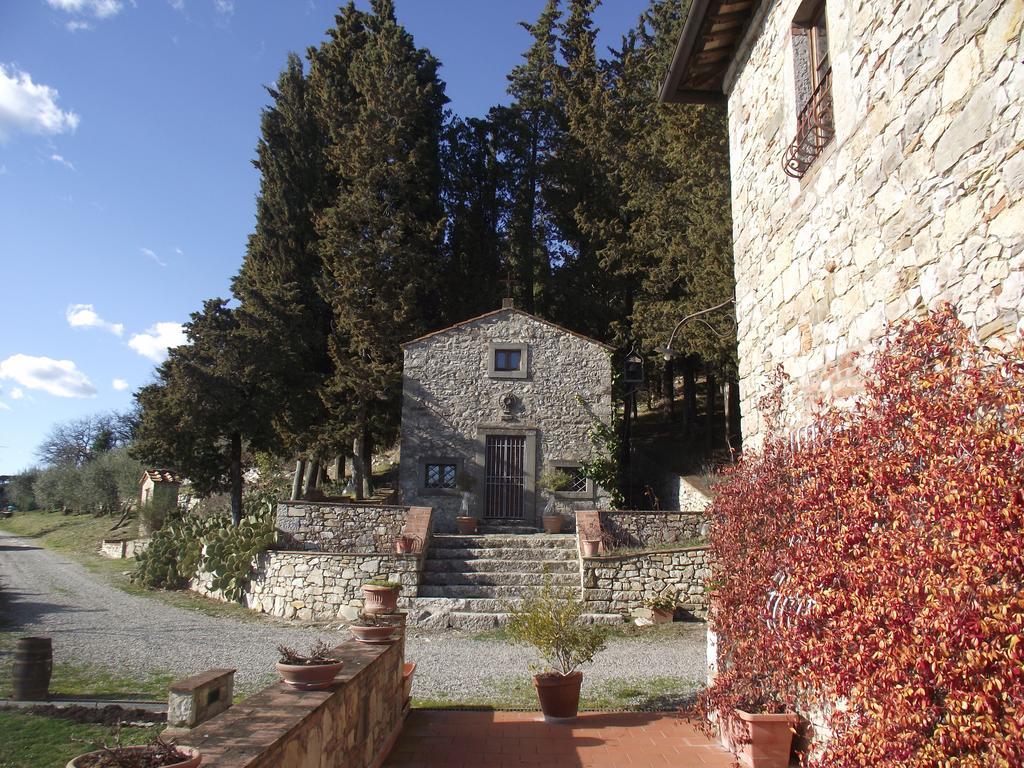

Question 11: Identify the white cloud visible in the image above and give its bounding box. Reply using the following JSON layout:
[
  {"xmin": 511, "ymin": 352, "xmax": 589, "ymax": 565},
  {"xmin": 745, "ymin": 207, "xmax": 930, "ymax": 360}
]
[
  {"xmin": 168, "ymin": 0, "xmax": 185, "ymax": 10},
  {"xmin": 65, "ymin": 19, "xmax": 93, "ymax": 31},
  {"xmin": 129, "ymin": 322, "xmax": 186, "ymax": 362},
  {"xmin": 0, "ymin": 64, "xmax": 80, "ymax": 143},
  {"xmin": 66, "ymin": 303, "xmax": 124, "ymax": 336},
  {"xmin": 50, "ymin": 152, "xmax": 75, "ymax": 170},
  {"xmin": 47, "ymin": 0, "xmax": 123, "ymax": 18},
  {"xmin": 214, "ymin": 0, "xmax": 233, "ymax": 15},
  {"xmin": 9, "ymin": 387, "xmax": 24, "ymax": 400},
  {"xmin": 0, "ymin": 354, "xmax": 97, "ymax": 398},
  {"xmin": 112, "ymin": 378, "xmax": 129, "ymax": 391},
  {"xmin": 140, "ymin": 247, "xmax": 166, "ymax": 267},
  {"xmin": 0, "ymin": 401, "xmax": 11, "ymax": 412}
]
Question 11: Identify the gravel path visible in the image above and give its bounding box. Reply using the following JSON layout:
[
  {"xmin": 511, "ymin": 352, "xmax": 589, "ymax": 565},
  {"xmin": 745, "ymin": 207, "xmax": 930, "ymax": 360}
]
[{"xmin": 0, "ymin": 530, "xmax": 707, "ymax": 706}]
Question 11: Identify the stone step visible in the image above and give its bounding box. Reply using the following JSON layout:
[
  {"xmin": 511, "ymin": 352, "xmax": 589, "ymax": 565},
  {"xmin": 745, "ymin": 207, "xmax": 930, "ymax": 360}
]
[
  {"xmin": 423, "ymin": 558, "xmax": 578, "ymax": 574},
  {"xmin": 428, "ymin": 547, "xmax": 577, "ymax": 561},
  {"xmin": 417, "ymin": 584, "xmax": 585, "ymax": 599},
  {"xmin": 421, "ymin": 571, "xmax": 579, "ymax": 588},
  {"xmin": 477, "ymin": 524, "xmax": 542, "ymax": 535},
  {"xmin": 431, "ymin": 534, "xmax": 576, "ymax": 549},
  {"xmin": 399, "ymin": 598, "xmax": 625, "ymax": 630}
]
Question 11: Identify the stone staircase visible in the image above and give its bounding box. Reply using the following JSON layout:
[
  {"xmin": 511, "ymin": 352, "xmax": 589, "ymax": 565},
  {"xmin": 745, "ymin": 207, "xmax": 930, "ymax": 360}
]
[{"xmin": 401, "ymin": 532, "xmax": 623, "ymax": 629}]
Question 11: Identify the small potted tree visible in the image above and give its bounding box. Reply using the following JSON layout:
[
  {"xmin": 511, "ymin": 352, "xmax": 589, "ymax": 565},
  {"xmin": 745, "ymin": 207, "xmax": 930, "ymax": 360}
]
[
  {"xmin": 361, "ymin": 578, "xmax": 402, "ymax": 614},
  {"xmin": 394, "ymin": 533, "xmax": 420, "ymax": 554},
  {"xmin": 538, "ymin": 468, "xmax": 573, "ymax": 533},
  {"xmin": 455, "ymin": 473, "xmax": 478, "ymax": 534},
  {"xmin": 275, "ymin": 640, "xmax": 344, "ymax": 690},
  {"xmin": 506, "ymin": 580, "xmax": 607, "ymax": 720},
  {"xmin": 68, "ymin": 735, "xmax": 200, "ymax": 768},
  {"xmin": 643, "ymin": 590, "xmax": 680, "ymax": 624}
]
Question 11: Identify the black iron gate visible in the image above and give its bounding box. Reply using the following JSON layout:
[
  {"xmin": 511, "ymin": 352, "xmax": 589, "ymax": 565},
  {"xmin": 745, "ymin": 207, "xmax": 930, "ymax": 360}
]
[{"xmin": 484, "ymin": 435, "xmax": 526, "ymax": 519}]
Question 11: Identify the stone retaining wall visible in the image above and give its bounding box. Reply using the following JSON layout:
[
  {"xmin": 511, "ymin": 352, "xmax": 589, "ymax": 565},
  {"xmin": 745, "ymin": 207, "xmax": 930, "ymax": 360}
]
[
  {"xmin": 190, "ymin": 634, "xmax": 405, "ymax": 767},
  {"xmin": 192, "ymin": 551, "xmax": 421, "ymax": 622},
  {"xmin": 99, "ymin": 538, "xmax": 151, "ymax": 559},
  {"xmin": 276, "ymin": 501, "xmax": 422, "ymax": 552},
  {"xmin": 581, "ymin": 546, "xmax": 710, "ymax": 618},
  {"xmin": 599, "ymin": 511, "xmax": 707, "ymax": 549}
]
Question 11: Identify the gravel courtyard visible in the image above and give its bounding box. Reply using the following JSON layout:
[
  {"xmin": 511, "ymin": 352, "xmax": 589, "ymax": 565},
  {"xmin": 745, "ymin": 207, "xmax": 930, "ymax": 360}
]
[{"xmin": 0, "ymin": 530, "xmax": 707, "ymax": 707}]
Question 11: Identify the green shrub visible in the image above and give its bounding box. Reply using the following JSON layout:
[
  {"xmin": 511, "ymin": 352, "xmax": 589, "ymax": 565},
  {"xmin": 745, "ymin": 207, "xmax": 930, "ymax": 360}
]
[{"xmin": 506, "ymin": 580, "xmax": 607, "ymax": 676}]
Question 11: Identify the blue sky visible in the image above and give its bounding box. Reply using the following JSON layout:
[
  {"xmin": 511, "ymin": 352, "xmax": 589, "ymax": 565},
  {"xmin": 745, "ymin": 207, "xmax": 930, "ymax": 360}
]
[{"xmin": 0, "ymin": 0, "xmax": 648, "ymax": 474}]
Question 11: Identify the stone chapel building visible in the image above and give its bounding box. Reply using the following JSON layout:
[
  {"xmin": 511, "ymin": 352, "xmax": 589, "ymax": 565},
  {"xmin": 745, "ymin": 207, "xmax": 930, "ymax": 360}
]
[
  {"xmin": 398, "ymin": 305, "xmax": 614, "ymax": 532},
  {"xmin": 662, "ymin": 0, "xmax": 1023, "ymax": 443}
]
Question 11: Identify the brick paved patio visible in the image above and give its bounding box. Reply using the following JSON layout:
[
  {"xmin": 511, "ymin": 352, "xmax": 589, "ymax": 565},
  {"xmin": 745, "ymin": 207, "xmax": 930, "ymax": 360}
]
[{"xmin": 383, "ymin": 710, "xmax": 734, "ymax": 767}]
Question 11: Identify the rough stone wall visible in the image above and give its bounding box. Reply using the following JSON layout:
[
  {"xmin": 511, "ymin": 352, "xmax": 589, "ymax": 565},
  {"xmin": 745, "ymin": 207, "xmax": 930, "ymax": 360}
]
[
  {"xmin": 677, "ymin": 476, "xmax": 713, "ymax": 512},
  {"xmin": 599, "ymin": 511, "xmax": 708, "ymax": 548},
  {"xmin": 192, "ymin": 551, "xmax": 421, "ymax": 622},
  {"xmin": 191, "ymin": 637, "xmax": 405, "ymax": 768},
  {"xmin": 276, "ymin": 502, "xmax": 407, "ymax": 552},
  {"xmin": 581, "ymin": 546, "xmax": 710, "ymax": 618},
  {"xmin": 725, "ymin": 0, "xmax": 1024, "ymax": 444},
  {"xmin": 400, "ymin": 309, "xmax": 614, "ymax": 531}
]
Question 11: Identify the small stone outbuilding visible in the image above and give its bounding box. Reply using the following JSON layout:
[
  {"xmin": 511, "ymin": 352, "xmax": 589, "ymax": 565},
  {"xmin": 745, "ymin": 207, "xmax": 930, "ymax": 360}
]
[
  {"xmin": 399, "ymin": 306, "xmax": 614, "ymax": 532},
  {"xmin": 139, "ymin": 468, "xmax": 181, "ymax": 508}
]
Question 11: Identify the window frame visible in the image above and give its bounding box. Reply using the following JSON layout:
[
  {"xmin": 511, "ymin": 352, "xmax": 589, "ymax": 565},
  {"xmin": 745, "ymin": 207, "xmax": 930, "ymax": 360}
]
[
  {"xmin": 549, "ymin": 460, "xmax": 595, "ymax": 501},
  {"xmin": 418, "ymin": 457, "xmax": 463, "ymax": 497},
  {"xmin": 487, "ymin": 342, "xmax": 528, "ymax": 380}
]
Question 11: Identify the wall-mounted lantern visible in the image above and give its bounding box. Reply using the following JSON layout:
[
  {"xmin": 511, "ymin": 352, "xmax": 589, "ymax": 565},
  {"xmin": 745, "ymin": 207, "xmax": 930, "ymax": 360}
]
[{"xmin": 624, "ymin": 353, "xmax": 644, "ymax": 387}]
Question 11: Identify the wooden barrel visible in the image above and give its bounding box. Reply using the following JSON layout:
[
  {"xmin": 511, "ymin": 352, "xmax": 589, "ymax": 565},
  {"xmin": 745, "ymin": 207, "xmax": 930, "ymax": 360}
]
[{"xmin": 11, "ymin": 636, "xmax": 52, "ymax": 701}]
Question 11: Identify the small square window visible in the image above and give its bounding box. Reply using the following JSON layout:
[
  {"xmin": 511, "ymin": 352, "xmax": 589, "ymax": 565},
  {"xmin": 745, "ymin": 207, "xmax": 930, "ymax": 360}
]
[
  {"xmin": 494, "ymin": 349, "xmax": 522, "ymax": 372},
  {"xmin": 425, "ymin": 463, "xmax": 457, "ymax": 489},
  {"xmin": 563, "ymin": 466, "xmax": 589, "ymax": 494}
]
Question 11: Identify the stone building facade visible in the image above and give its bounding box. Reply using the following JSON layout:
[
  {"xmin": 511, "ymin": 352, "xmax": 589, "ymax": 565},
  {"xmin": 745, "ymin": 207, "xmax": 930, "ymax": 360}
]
[
  {"xmin": 399, "ymin": 307, "xmax": 614, "ymax": 532},
  {"xmin": 663, "ymin": 0, "xmax": 1023, "ymax": 443}
]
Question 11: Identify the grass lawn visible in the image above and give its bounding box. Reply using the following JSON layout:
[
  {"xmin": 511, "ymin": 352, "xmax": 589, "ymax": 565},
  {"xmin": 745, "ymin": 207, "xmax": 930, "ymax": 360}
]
[
  {"xmin": 0, "ymin": 509, "xmax": 259, "ymax": 623},
  {"xmin": 0, "ymin": 709, "xmax": 154, "ymax": 768},
  {"xmin": 412, "ymin": 674, "xmax": 698, "ymax": 711}
]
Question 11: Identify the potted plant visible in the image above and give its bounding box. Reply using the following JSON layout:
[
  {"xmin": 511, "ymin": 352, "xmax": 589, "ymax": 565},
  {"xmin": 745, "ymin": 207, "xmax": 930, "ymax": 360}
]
[
  {"xmin": 506, "ymin": 580, "xmax": 607, "ymax": 720},
  {"xmin": 349, "ymin": 613, "xmax": 397, "ymax": 643},
  {"xmin": 580, "ymin": 538, "xmax": 601, "ymax": 557},
  {"xmin": 539, "ymin": 468, "xmax": 574, "ymax": 533},
  {"xmin": 361, "ymin": 578, "xmax": 402, "ymax": 614},
  {"xmin": 68, "ymin": 736, "xmax": 200, "ymax": 768},
  {"xmin": 275, "ymin": 640, "xmax": 344, "ymax": 691},
  {"xmin": 643, "ymin": 590, "xmax": 679, "ymax": 624},
  {"xmin": 454, "ymin": 473, "xmax": 478, "ymax": 534}
]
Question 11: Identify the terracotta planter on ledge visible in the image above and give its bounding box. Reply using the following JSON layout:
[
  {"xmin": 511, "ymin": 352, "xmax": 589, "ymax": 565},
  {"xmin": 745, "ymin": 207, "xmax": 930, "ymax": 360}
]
[
  {"xmin": 276, "ymin": 661, "xmax": 344, "ymax": 691},
  {"xmin": 350, "ymin": 624, "xmax": 396, "ymax": 644},
  {"xmin": 533, "ymin": 671, "xmax": 583, "ymax": 720},
  {"xmin": 361, "ymin": 583, "xmax": 401, "ymax": 614},
  {"xmin": 722, "ymin": 709, "xmax": 797, "ymax": 768},
  {"xmin": 580, "ymin": 539, "xmax": 600, "ymax": 557},
  {"xmin": 394, "ymin": 534, "xmax": 420, "ymax": 554},
  {"xmin": 542, "ymin": 514, "xmax": 564, "ymax": 534},
  {"xmin": 68, "ymin": 746, "xmax": 202, "ymax": 768},
  {"xmin": 455, "ymin": 516, "xmax": 478, "ymax": 535}
]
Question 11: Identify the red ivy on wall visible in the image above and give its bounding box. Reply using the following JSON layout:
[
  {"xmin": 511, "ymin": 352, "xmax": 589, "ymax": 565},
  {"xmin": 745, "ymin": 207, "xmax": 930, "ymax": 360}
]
[{"xmin": 696, "ymin": 306, "xmax": 1024, "ymax": 767}]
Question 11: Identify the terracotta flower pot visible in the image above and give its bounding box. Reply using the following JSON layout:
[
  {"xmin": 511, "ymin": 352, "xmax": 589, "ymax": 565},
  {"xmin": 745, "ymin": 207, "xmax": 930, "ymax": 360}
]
[
  {"xmin": 542, "ymin": 514, "xmax": 564, "ymax": 534},
  {"xmin": 350, "ymin": 624, "xmax": 396, "ymax": 643},
  {"xmin": 395, "ymin": 535, "xmax": 419, "ymax": 554},
  {"xmin": 68, "ymin": 745, "xmax": 202, "ymax": 768},
  {"xmin": 276, "ymin": 661, "xmax": 344, "ymax": 691},
  {"xmin": 455, "ymin": 516, "xmax": 478, "ymax": 535},
  {"xmin": 402, "ymin": 661, "xmax": 416, "ymax": 703},
  {"xmin": 650, "ymin": 607, "xmax": 674, "ymax": 624},
  {"xmin": 729, "ymin": 709, "xmax": 797, "ymax": 768},
  {"xmin": 533, "ymin": 671, "xmax": 583, "ymax": 720},
  {"xmin": 580, "ymin": 539, "xmax": 600, "ymax": 557},
  {"xmin": 361, "ymin": 583, "xmax": 400, "ymax": 614}
]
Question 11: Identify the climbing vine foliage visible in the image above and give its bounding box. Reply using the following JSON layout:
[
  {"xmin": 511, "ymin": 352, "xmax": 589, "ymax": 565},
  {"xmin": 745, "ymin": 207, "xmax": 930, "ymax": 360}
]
[{"xmin": 696, "ymin": 306, "xmax": 1024, "ymax": 767}]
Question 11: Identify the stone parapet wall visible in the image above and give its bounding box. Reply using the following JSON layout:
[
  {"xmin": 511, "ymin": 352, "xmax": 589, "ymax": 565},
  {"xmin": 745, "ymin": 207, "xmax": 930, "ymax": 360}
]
[
  {"xmin": 99, "ymin": 538, "xmax": 151, "ymax": 559},
  {"xmin": 190, "ymin": 635, "xmax": 405, "ymax": 768},
  {"xmin": 276, "ymin": 501, "xmax": 411, "ymax": 552},
  {"xmin": 581, "ymin": 546, "xmax": 710, "ymax": 618},
  {"xmin": 599, "ymin": 511, "xmax": 707, "ymax": 549},
  {"xmin": 726, "ymin": 0, "xmax": 1024, "ymax": 444},
  {"xmin": 192, "ymin": 550, "xmax": 421, "ymax": 622}
]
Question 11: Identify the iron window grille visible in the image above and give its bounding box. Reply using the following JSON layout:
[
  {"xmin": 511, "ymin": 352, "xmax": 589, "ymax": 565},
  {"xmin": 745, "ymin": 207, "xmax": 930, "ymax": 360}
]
[
  {"xmin": 563, "ymin": 466, "xmax": 589, "ymax": 494},
  {"xmin": 424, "ymin": 463, "xmax": 457, "ymax": 489},
  {"xmin": 784, "ymin": 2, "xmax": 834, "ymax": 179}
]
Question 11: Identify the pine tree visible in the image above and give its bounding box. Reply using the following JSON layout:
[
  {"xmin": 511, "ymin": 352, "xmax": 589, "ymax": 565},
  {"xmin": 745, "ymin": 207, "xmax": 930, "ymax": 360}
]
[
  {"xmin": 232, "ymin": 53, "xmax": 330, "ymax": 459},
  {"xmin": 312, "ymin": 0, "xmax": 447, "ymax": 497},
  {"xmin": 133, "ymin": 300, "xmax": 275, "ymax": 525}
]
